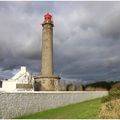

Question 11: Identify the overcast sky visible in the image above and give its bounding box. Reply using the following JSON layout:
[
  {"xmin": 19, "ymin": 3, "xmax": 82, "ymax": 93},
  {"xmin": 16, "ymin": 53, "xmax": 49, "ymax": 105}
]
[{"xmin": 0, "ymin": 1, "xmax": 120, "ymax": 84}]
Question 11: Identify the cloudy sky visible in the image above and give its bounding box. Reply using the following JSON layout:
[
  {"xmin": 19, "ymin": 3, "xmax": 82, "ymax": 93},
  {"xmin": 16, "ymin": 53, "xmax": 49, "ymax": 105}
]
[{"xmin": 0, "ymin": 1, "xmax": 120, "ymax": 84}]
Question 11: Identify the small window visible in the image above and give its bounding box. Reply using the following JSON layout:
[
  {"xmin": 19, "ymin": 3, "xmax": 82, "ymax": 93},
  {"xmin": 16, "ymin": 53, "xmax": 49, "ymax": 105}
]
[{"xmin": 0, "ymin": 81, "xmax": 2, "ymax": 88}]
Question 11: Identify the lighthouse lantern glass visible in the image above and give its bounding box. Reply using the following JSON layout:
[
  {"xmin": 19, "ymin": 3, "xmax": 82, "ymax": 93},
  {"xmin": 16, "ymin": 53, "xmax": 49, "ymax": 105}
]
[{"xmin": 44, "ymin": 12, "xmax": 52, "ymax": 23}]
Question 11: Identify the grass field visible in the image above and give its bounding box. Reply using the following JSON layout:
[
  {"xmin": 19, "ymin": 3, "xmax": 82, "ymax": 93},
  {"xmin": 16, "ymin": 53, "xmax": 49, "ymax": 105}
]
[{"xmin": 16, "ymin": 98, "xmax": 102, "ymax": 119}]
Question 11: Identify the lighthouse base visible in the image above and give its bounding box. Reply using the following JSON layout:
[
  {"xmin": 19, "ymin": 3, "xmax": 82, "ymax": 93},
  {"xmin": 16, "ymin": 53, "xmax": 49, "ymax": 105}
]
[{"xmin": 34, "ymin": 75, "xmax": 60, "ymax": 91}]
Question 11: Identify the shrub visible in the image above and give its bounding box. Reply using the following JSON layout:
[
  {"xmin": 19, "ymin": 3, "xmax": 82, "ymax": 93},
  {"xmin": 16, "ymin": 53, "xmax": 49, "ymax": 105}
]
[
  {"xmin": 99, "ymin": 99, "xmax": 120, "ymax": 119},
  {"xmin": 101, "ymin": 95, "xmax": 111, "ymax": 103},
  {"xmin": 111, "ymin": 82, "xmax": 120, "ymax": 91},
  {"xmin": 76, "ymin": 84, "xmax": 84, "ymax": 91},
  {"xmin": 85, "ymin": 86, "xmax": 107, "ymax": 91},
  {"xmin": 85, "ymin": 81, "xmax": 113, "ymax": 90},
  {"xmin": 102, "ymin": 90, "xmax": 120, "ymax": 103},
  {"xmin": 100, "ymin": 82, "xmax": 120, "ymax": 118},
  {"xmin": 66, "ymin": 82, "xmax": 76, "ymax": 91}
]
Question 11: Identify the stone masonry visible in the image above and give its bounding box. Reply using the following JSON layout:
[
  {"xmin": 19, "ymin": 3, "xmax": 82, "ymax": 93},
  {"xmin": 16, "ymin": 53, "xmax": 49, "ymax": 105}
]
[
  {"xmin": 35, "ymin": 13, "xmax": 60, "ymax": 91},
  {"xmin": 0, "ymin": 91, "xmax": 108, "ymax": 118}
]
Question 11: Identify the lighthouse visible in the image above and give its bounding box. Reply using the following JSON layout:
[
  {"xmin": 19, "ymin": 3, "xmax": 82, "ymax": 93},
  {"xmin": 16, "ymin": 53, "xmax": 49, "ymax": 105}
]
[
  {"xmin": 35, "ymin": 13, "xmax": 60, "ymax": 91},
  {"xmin": 41, "ymin": 13, "xmax": 54, "ymax": 76}
]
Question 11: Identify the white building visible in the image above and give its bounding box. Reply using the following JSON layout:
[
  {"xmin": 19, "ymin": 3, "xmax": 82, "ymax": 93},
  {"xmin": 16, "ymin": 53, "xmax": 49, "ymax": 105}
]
[{"xmin": 0, "ymin": 66, "xmax": 34, "ymax": 92}]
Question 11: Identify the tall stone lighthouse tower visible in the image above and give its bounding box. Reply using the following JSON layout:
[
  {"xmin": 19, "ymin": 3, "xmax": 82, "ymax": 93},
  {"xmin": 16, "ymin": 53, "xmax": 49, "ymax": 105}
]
[{"xmin": 35, "ymin": 13, "xmax": 60, "ymax": 91}]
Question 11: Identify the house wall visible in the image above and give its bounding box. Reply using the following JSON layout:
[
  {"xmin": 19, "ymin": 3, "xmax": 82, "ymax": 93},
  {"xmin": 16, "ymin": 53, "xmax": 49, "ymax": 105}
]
[{"xmin": 2, "ymin": 81, "xmax": 16, "ymax": 92}]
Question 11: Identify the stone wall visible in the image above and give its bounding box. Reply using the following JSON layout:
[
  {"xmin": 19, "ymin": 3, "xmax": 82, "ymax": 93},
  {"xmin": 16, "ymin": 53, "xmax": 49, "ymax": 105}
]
[{"xmin": 0, "ymin": 91, "xmax": 108, "ymax": 119}]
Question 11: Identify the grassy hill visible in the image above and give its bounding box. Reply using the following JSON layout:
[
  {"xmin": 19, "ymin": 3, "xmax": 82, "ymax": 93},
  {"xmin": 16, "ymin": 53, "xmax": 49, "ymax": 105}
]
[{"xmin": 16, "ymin": 98, "xmax": 102, "ymax": 119}]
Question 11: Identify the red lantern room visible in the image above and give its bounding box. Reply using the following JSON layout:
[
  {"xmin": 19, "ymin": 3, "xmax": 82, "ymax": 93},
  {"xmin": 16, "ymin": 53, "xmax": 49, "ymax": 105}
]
[{"xmin": 44, "ymin": 12, "xmax": 53, "ymax": 23}]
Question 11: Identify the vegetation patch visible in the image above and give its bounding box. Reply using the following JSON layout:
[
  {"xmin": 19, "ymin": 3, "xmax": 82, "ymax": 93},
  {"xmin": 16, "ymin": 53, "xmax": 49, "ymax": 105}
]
[
  {"xmin": 102, "ymin": 82, "xmax": 120, "ymax": 103},
  {"xmin": 99, "ymin": 99, "xmax": 120, "ymax": 119},
  {"xmin": 102, "ymin": 90, "xmax": 120, "ymax": 103},
  {"xmin": 100, "ymin": 82, "xmax": 120, "ymax": 119}
]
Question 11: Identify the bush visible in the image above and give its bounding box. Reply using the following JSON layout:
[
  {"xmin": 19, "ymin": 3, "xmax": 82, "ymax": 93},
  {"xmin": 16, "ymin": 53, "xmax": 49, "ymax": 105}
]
[
  {"xmin": 85, "ymin": 86, "xmax": 107, "ymax": 91},
  {"xmin": 102, "ymin": 90, "xmax": 120, "ymax": 103},
  {"xmin": 101, "ymin": 95, "xmax": 111, "ymax": 103},
  {"xmin": 99, "ymin": 99, "xmax": 120, "ymax": 119},
  {"xmin": 85, "ymin": 81, "xmax": 113, "ymax": 90},
  {"xmin": 100, "ymin": 82, "xmax": 120, "ymax": 118},
  {"xmin": 111, "ymin": 82, "xmax": 120, "ymax": 91}
]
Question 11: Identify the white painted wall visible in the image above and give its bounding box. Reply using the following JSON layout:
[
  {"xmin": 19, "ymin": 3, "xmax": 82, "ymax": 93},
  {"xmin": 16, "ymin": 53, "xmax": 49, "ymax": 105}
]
[
  {"xmin": 9, "ymin": 66, "xmax": 33, "ymax": 84},
  {"xmin": 1, "ymin": 66, "xmax": 34, "ymax": 92},
  {"xmin": 2, "ymin": 81, "xmax": 16, "ymax": 92}
]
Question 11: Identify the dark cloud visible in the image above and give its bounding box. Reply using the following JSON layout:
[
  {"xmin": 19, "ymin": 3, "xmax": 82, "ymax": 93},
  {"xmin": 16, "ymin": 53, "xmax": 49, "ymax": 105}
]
[
  {"xmin": 99, "ymin": 7, "xmax": 120, "ymax": 39},
  {"xmin": 0, "ymin": 1, "xmax": 120, "ymax": 83}
]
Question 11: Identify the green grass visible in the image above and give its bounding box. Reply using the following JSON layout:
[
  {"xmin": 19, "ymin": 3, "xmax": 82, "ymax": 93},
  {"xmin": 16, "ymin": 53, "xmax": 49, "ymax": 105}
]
[{"xmin": 16, "ymin": 98, "xmax": 102, "ymax": 119}]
